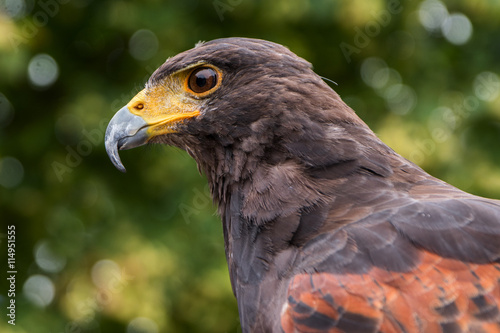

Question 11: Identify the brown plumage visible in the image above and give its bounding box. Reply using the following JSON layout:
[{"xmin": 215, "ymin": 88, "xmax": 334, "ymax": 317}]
[{"xmin": 105, "ymin": 37, "xmax": 500, "ymax": 332}]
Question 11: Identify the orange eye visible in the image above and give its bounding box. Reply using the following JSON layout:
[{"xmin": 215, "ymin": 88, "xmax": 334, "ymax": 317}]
[{"xmin": 188, "ymin": 67, "xmax": 218, "ymax": 94}]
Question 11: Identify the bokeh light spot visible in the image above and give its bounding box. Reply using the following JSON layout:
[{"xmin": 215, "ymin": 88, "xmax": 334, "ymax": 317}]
[
  {"xmin": 384, "ymin": 84, "xmax": 417, "ymax": 115},
  {"xmin": 28, "ymin": 54, "xmax": 59, "ymax": 88},
  {"xmin": 91, "ymin": 259, "xmax": 121, "ymax": 289},
  {"xmin": 442, "ymin": 13, "xmax": 473, "ymax": 45},
  {"xmin": 23, "ymin": 275, "xmax": 55, "ymax": 308},
  {"xmin": 361, "ymin": 57, "xmax": 389, "ymax": 89},
  {"xmin": 473, "ymin": 71, "xmax": 500, "ymax": 102},
  {"xmin": 129, "ymin": 29, "xmax": 159, "ymax": 61},
  {"xmin": 378, "ymin": 69, "xmax": 403, "ymax": 94},
  {"xmin": 0, "ymin": 156, "xmax": 24, "ymax": 189},
  {"xmin": 34, "ymin": 240, "xmax": 67, "ymax": 273},
  {"xmin": 418, "ymin": 0, "xmax": 448, "ymax": 32},
  {"xmin": 127, "ymin": 317, "xmax": 159, "ymax": 333},
  {"xmin": 2, "ymin": 0, "xmax": 26, "ymax": 18}
]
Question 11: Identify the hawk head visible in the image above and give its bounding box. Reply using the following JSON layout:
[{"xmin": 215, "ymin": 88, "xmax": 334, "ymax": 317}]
[{"xmin": 105, "ymin": 38, "xmax": 370, "ymax": 170}]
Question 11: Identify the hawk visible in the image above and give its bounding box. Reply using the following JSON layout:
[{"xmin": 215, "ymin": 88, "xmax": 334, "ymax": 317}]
[{"xmin": 105, "ymin": 38, "xmax": 500, "ymax": 332}]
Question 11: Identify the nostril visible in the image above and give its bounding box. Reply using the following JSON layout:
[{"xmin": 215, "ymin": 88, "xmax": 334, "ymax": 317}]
[{"xmin": 135, "ymin": 103, "xmax": 144, "ymax": 110}]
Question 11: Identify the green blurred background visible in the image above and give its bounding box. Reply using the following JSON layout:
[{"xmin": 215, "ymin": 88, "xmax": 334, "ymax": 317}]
[{"xmin": 0, "ymin": 0, "xmax": 499, "ymax": 332}]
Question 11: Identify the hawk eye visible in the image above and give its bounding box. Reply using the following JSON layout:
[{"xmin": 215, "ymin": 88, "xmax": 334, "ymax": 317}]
[{"xmin": 188, "ymin": 67, "xmax": 218, "ymax": 94}]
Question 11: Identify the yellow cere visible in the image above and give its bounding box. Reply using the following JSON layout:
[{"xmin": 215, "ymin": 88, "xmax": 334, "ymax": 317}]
[{"xmin": 126, "ymin": 72, "xmax": 202, "ymax": 137}]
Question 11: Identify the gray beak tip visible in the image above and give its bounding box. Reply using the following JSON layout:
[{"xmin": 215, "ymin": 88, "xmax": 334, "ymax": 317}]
[
  {"xmin": 105, "ymin": 106, "xmax": 149, "ymax": 173},
  {"xmin": 105, "ymin": 126, "xmax": 127, "ymax": 173},
  {"xmin": 110, "ymin": 150, "xmax": 127, "ymax": 173}
]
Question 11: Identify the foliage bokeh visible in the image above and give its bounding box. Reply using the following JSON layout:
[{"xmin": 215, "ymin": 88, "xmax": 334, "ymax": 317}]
[{"xmin": 0, "ymin": 0, "xmax": 499, "ymax": 332}]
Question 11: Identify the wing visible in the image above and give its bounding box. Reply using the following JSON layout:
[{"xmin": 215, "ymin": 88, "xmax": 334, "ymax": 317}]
[{"xmin": 281, "ymin": 198, "xmax": 500, "ymax": 333}]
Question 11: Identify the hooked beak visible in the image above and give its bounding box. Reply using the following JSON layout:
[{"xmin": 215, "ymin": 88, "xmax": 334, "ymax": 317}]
[{"xmin": 104, "ymin": 106, "xmax": 149, "ymax": 172}]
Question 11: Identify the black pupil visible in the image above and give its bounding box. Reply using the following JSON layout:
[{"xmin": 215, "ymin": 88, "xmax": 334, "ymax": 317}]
[
  {"xmin": 190, "ymin": 68, "xmax": 217, "ymax": 93},
  {"xmin": 196, "ymin": 74, "xmax": 207, "ymax": 88}
]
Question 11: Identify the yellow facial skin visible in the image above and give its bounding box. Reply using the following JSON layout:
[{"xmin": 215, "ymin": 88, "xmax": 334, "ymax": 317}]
[{"xmin": 125, "ymin": 63, "xmax": 222, "ymax": 138}]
